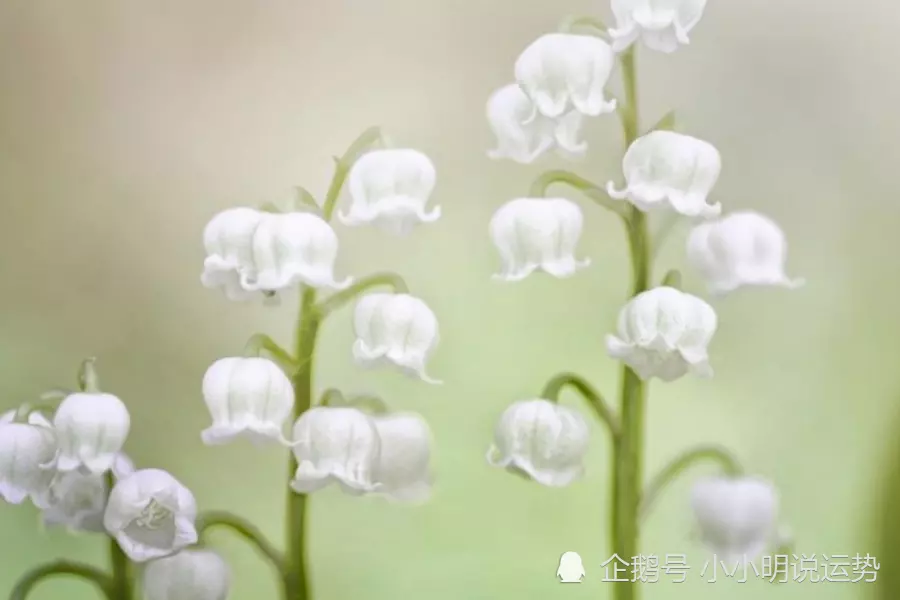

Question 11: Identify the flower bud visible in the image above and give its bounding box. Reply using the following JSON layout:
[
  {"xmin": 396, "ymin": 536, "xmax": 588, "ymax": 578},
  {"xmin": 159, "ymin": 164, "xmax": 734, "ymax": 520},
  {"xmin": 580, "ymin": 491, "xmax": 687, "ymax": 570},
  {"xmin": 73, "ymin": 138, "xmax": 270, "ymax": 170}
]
[
  {"xmin": 606, "ymin": 286, "xmax": 717, "ymax": 382},
  {"xmin": 53, "ymin": 392, "xmax": 130, "ymax": 474},
  {"xmin": 104, "ymin": 468, "xmax": 198, "ymax": 562},
  {"xmin": 489, "ymin": 198, "xmax": 589, "ymax": 282},
  {"xmin": 0, "ymin": 411, "xmax": 56, "ymax": 506},
  {"xmin": 371, "ymin": 412, "xmax": 433, "ymax": 503},
  {"xmin": 352, "ymin": 293, "xmax": 441, "ymax": 384},
  {"xmin": 486, "ymin": 399, "xmax": 589, "ymax": 487},
  {"xmin": 201, "ymin": 357, "xmax": 294, "ymax": 446},
  {"xmin": 609, "ymin": 0, "xmax": 708, "ymax": 53},
  {"xmin": 142, "ymin": 548, "xmax": 231, "ymax": 600}
]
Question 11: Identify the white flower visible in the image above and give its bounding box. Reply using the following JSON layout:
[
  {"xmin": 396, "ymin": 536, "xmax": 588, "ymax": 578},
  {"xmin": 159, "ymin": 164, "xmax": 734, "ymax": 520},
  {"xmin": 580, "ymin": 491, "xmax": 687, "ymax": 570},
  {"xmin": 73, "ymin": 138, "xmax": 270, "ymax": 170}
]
[
  {"xmin": 686, "ymin": 211, "xmax": 805, "ymax": 295},
  {"xmin": 514, "ymin": 33, "xmax": 617, "ymax": 120},
  {"xmin": 290, "ymin": 407, "xmax": 381, "ymax": 495},
  {"xmin": 104, "ymin": 468, "xmax": 198, "ymax": 562},
  {"xmin": 691, "ymin": 476, "xmax": 779, "ymax": 563},
  {"xmin": 606, "ymin": 131, "xmax": 722, "ymax": 217},
  {"xmin": 609, "ymin": 0, "xmax": 708, "ymax": 53},
  {"xmin": 352, "ymin": 293, "xmax": 441, "ymax": 384},
  {"xmin": 201, "ymin": 357, "xmax": 294, "ymax": 446},
  {"xmin": 53, "ymin": 392, "xmax": 130, "ymax": 474},
  {"xmin": 143, "ymin": 548, "xmax": 231, "ymax": 600},
  {"xmin": 489, "ymin": 197, "xmax": 589, "ymax": 282},
  {"xmin": 200, "ymin": 207, "xmax": 264, "ymax": 301},
  {"xmin": 42, "ymin": 454, "xmax": 134, "ymax": 533},
  {"xmin": 339, "ymin": 149, "xmax": 440, "ymax": 235},
  {"xmin": 0, "ymin": 412, "xmax": 56, "ymax": 506},
  {"xmin": 371, "ymin": 412, "xmax": 433, "ymax": 503},
  {"xmin": 606, "ymin": 286, "xmax": 717, "ymax": 382},
  {"xmin": 486, "ymin": 399, "xmax": 589, "ymax": 487},
  {"xmin": 486, "ymin": 83, "xmax": 587, "ymax": 164}
]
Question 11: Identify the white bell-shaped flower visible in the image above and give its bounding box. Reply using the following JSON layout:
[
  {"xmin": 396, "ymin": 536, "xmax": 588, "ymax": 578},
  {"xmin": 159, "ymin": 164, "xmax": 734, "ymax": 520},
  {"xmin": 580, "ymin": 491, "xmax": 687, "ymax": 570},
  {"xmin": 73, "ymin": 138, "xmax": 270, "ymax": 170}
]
[
  {"xmin": 290, "ymin": 407, "xmax": 381, "ymax": 495},
  {"xmin": 691, "ymin": 476, "xmax": 779, "ymax": 563},
  {"xmin": 486, "ymin": 399, "xmax": 590, "ymax": 487},
  {"xmin": 42, "ymin": 453, "xmax": 135, "ymax": 533},
  {"xmin": 371, "ymin": 412, "xmax": 433, "ymax": 503},
  {"xmin": 486, "ymin": 83, "xmax": 587, "ymax": 164},
  {"xmin": 607, "ymin": 131, "xmax": 722, "ymax": 217},
  {"xmin": 606, "ymin": 286, "xmax": 717, "ymax": 382},
  {"xmin": 201, "ymin": 357, "xmax": 294, "ymax": 446},
  {"xmin": 200, "ymin": 207, "xmax": 264, "ymax": 301},
  {"xmin": 53, "ymin": 392, "xmax": 130, "ymax": 474},
  {"xmin": 143, "ymin": 548, "xmax": 231, "ymax": 600},
  {"xmin": 515, "ymin": 33, "xmax": 617, "ymax": 120},
  {"xmin": 686, "ymin": 211, "xmax": 805, "ymax": 295},
  {"xmin": 609, "ymin": 0, "xmax": 708, "ymax": 53},
  {"xmin": 0, "ymin": 412, "xmax": 57, "ymax": 506},
  {"xmin": 489, "ymin": 197, "xmax": 589, "ymax": 282},
  {"xmin": 104, "ymin": 468, "xmax": 198, "ymax": 562},
  {"xmin": 339, "ymin": 149, "xmax": 440, "ymax": 235},
  {"xmin": 352, "ymin": 293, "xmax": 442, "ymax": 384}
]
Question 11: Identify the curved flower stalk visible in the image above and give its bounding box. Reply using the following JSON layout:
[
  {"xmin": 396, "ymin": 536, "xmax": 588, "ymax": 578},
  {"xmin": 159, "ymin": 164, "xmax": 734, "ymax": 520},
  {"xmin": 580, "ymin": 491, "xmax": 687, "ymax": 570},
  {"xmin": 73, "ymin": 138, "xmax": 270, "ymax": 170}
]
[
  {"xmin": 142, "ymin": 548, "xmax": 231, "ymax": 600},
  {"xmin": 609, "ymin": 0, "xmax": 709, "ymax": 53},
  {"xmin": 489, "ymin": 197, "xmax": 590, "ymax": 281},
  {"xmin": 339, "ymin": 148, "xmax": 440, "ymax": 235},
  {"xmin": 486, "ymin": 83, "xmax": 587, "ymax": 163},
  {"xmin": 686, "ymin": 211, "xmax": 805, "ymax": 295}
]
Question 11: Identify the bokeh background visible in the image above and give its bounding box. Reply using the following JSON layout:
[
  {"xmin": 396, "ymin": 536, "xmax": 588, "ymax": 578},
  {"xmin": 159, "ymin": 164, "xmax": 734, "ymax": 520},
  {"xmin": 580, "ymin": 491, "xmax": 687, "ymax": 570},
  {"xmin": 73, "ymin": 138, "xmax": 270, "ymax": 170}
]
[{"xmin": 1, "ymin": 0, "xmax": 898, "ymax": 599}]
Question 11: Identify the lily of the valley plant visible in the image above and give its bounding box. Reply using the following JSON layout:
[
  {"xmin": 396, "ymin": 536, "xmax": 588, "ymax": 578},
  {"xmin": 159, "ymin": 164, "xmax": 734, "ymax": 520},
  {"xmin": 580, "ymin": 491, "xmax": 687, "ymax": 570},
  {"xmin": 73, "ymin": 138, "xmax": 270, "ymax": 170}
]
[{"xmin": 1, "ymin": 2, "xmax": 800, "ymax": 600}]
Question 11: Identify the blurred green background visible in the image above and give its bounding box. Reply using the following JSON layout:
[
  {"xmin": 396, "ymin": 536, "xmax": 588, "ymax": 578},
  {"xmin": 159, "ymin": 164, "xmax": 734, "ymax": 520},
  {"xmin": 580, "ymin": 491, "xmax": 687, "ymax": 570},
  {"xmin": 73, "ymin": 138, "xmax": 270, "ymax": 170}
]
[{"xmin": 1, "ymin": 0, "xmax": 898, "ymax": 599}]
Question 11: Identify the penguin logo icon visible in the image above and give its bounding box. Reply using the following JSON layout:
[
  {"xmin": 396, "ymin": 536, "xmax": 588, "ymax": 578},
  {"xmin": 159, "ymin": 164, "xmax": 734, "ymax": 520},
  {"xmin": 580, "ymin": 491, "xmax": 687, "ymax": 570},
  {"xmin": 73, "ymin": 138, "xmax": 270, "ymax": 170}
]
[{"xmin": 557, "ymin": 551, "xmax": 585, "ymax": 583}]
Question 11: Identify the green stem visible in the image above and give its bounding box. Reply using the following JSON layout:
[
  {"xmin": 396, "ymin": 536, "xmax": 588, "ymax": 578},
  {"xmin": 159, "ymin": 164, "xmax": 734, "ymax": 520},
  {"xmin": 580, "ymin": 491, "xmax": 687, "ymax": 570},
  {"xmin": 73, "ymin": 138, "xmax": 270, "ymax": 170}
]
[
  {"xmin": 612, "ymin": 45, "xmax": 649, "ymax": 600},
  {"xmin": 283, "ymin": 287, "xmax": 319, "ymax": 600},
  {"xmin": 321, "ymin": 127, "xmax": 383, "ymax": 221},
  {"xmin": 77, "ymin": 357, "xmax": 101, "ymax": 393},
  {"xmin": 104, "ymin": 472, "xmax": 133, "ymax": 600},
  {"xmin": 660, "ymin": 269, "xmax": 682, "ymax": 289},
  {"xmin": 314, "ymin": 272, "xmax": 409, "ymax": 318},
  {"xmin": 243, "ymin": 333, "xmax": 298, "ymax": 372},
  {"xmin": 558, "ymin": 15, "xmax": 610, "ymax": 39},
  {"xmin": 540, "ymin": 372, "xmax": 620, "ymax": 440},
  {"xmin": 198, "ymin": 511, "xmax": 286, "ymax": 573},
  {"xmin": 8, "ymin": 562, "xmax": 113, "ymax": 600},
  {"xmin": 638, "ymin": 445, "xmax": 742, "ymax": 519},
  {"xmin": 528, "ymin": 170, "xmax": 628, "ymax": 219}
]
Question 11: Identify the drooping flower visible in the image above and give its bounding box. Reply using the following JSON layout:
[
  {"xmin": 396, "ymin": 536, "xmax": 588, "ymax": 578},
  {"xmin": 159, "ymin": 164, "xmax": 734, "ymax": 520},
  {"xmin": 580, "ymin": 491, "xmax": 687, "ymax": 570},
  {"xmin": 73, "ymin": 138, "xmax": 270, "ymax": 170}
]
[
  {"xmin": 142, "ymin": 548, "xmax": 231, "ymax": 600},
  {"xmin": 486, "ymin": 399, "xmax": 590, "ymax": 487},
  {"xmin": 42, "ymin": 453, "xmax": 135, "ymax": 533},
  {"xmin": 53, "ymin": 392, "xmax": 131, "ymax": 474},
  {"xmin": 352, "ymin": 293, "xmax": 442, "ymax": 384},
  {"xmin": 515, "ymin": 33, "xmax": 617, "ymax": 120},
  {"xmin": 290, "ymin": 407, "xmax": 381, "ymax": 495},
  {"xmin": 609, "ymin": 0, "xmax": 709, "ymax": 53},
  {"xmin": 371, "ymin": 412, "xmax": 433, "ymax": 503},
  {"xmin": 486, "ymin": 83, "xmax": 587, "ymax": 164},
  {"xmin": 686, "ymin": 211, "xmax": 805, "ymax": 295},
  {"xmin": 201, "ymin": 357, "xmax": 294, "ymax": 446},
  {"xmin": 691, "ymin": 476, "xmax": 779, "ymax": 563},
  {"xmin": 104, "ymin": 468, "xmax": 198, "ymax": 562},
  {"xmin": 606, "ymin": 286, "xmax": 717, "ymax": 382},
  {"xmin": 200, "ymin": 207, "xmax": 265, "ymax": 301},
  {"xmin": 489, "ymin": 197, "xmax": 589, "ymax": 282},
  {"xmin": 606, "ymin": 130, "xmax": 722, "ymax": 217},
  {"xmin": 339, "ymin": 149, "xmax": 440, "ymax": 235},
  {"xmin": 0, "ymin": 412, "xmax": 57, "ymax": 506}
]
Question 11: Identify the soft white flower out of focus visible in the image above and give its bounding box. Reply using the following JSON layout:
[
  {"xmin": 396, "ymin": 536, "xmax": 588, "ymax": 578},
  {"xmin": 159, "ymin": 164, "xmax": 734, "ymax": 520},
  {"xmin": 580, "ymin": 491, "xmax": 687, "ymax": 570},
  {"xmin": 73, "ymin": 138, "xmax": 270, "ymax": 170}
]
[
  {"xmin": 486, "ymin": 84, "xmax": 587, "ymax": 164},
  {"xmin": 352, "ymin": 293, "xmax": 442, "ymax": 384},
  {"xmin": 486, "ymin": 399, "xmax": 590, "ymax": 487},
  {"xmin": 609, "ymin": 0, "xmax": 708, "ymax": 53},
  {"xmin": 515, "ymin": 33, "xmax": 617, "ymax": 120},
  {"xmin": 339, "ymin": 149, "xmax": 440, "ymax": 235},
  {"xmin": 104, "ymin": 468, "xmax": 198, "ymax": 562},
  {"xmin": 0, "ymin": 411, "xmax": 56, "ymax": 506},
  {"xmin": 607, "ymin": 131, "xmax": 722, "ymax": 218},
  {"xmin": 606, "ymin": 286, "xmax": 717, "ymax": 382},
  {"xmin": 43, "ymin": 453, "xmax": 134, "ymax": 533},
  {"xmin": 53, "ymin": 392, "xmax": 130, "ymax": 474},
  {"xmin": 201, "ymin": 357, "xmax": 294, "ymax": 446},
  {"xmin": 489, "ymin": 197, "xmax": 589, "ymax": 282},
  {"xmin": 691, "ymin": 476, "xmax": 779, "ymax": 563},
  {"xmin": 686, "ymin": 211, "xmax": 805, "ymax": 295},
  {"xmin": 201, "ymin": 209, "xmax": 352, "ymax": 300},
  {"xmin": 143, "ymin": 548, "xmax": 231, "ymax": 600},
  {"xmin": 371, "ymin": 412, "xmax": 433, "ymax": 503},
  {"xmin": 290, "ymin": 407, "xmax": 381, "ymax": 495}
]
